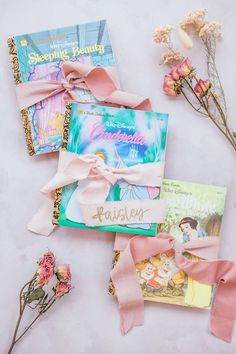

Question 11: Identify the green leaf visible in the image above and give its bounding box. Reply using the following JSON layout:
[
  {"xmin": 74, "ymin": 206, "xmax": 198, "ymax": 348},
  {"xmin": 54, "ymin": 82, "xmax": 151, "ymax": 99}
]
[
  {"xmin": 26, "ymin": 288, "xmax": 45, "ymax": 304},
  {"xmin": 233, "ymin": 132, "xmax": 236, "ymax": 138}
]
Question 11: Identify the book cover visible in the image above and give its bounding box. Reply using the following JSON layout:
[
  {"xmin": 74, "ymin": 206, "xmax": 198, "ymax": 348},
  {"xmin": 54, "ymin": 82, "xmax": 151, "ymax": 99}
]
[
  {"xmin": 8, "ymin": 20, "xmax": 116, "ymax": 155},
  {"xmin": 53, "ymin": 103, "xmax": 168, "ymax": 236},
  {"xmin": 109, "ymin": 179, "xmax": 227, "ymax": 308}
]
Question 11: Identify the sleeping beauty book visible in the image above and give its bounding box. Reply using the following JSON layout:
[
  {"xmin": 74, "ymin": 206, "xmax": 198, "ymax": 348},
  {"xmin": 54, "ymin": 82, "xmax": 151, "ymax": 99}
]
[
  {"xmin": 52, "ymin": 103, "xmax": 168, "ymax": 236},
  {"xmin": 8, "ymin": 20, "xmax": 116, "ymax": 156},
  {"xmin": 109, "ymin": 179, "xmax": 227, "ymax": 308}
]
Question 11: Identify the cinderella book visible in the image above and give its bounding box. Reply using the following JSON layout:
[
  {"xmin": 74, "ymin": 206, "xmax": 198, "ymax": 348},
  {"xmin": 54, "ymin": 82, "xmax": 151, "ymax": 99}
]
[{"xmin": 52, "ymin": 103, "xmax": 168, "ymax": 236}]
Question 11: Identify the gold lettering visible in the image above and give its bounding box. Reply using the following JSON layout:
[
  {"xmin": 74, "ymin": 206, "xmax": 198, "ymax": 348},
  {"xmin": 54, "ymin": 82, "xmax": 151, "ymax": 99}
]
[
  {"xmin": 91, "ymin": 206, "xmax": 150, "ymax": 224},
  {"xmin": 28, "ymin": 49, "xmax": 69, "ymax": 64}
]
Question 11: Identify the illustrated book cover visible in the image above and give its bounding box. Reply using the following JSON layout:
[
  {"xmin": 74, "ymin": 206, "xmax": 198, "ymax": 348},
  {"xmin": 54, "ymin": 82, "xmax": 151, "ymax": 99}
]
[
  {"xmin": 109, "ymin": 179, "xmax": 227, "ymax": 308},
  {"xmin": 8, "ymin": 20, "xmax": 117, "ymax": 155},
  {"xmin": 53, "ymin": 103, "xmax": 168, "ymax": 236}
]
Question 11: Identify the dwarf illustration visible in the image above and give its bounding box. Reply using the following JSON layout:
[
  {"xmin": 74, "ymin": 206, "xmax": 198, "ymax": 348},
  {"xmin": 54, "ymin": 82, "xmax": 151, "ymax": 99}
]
[
  {"xmin": 146, "ymin": 252, "xmax": 173, "ymax": 293},
  {"xmin": 160, "ymin": 250, "xmax": 185, "ymax": 296},
  {"xmin": 146, "ymin": 250, "xmax": 185, "ymax": 295},
  {"xmin": 137, "ymin": 260, "xmax": 156, "ymax": 289}
]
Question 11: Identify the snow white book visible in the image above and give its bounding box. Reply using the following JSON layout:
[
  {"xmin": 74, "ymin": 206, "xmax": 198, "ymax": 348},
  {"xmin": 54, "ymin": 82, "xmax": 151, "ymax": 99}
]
[
  {"xmin": 8, "ymin": 20, "xmax": 117, "ymax": 155},
  {"xmin": 109, "ymin": 179, "xmax": 227, "ymax": 308},
  {"xmin": 53, "ymin": 103, "xmax": 168, "ymax": 236}
]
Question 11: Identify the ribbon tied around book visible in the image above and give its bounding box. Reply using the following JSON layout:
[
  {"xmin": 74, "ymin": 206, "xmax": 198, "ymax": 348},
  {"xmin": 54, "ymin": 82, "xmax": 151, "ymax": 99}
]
[
  {"xmin": 111, "ymin": 233, "xmax": 236, "ymax": 343},
  {"xmin": 28, "ymin": 150, "xmax": 166, "ymax": 236},
  {"xmin": 16, "ymin": 61, "xmax": 152, "ymax": 111}
]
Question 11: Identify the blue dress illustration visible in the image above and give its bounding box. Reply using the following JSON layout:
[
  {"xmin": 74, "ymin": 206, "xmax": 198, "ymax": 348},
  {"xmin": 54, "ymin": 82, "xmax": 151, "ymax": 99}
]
[{"xmin": 183, "ymin": 229, "xmax": 208, "ymax": 243}]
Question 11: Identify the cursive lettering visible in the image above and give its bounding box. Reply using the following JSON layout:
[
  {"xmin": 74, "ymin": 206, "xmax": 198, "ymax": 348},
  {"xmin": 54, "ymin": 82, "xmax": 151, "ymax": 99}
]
[
  {"xmin": 92, "ymin": 206, "xmax": 150, "ymax": 224},
  {"xmin": 89, "ymin": 124, "xmax": 145, "ymax": 145}
]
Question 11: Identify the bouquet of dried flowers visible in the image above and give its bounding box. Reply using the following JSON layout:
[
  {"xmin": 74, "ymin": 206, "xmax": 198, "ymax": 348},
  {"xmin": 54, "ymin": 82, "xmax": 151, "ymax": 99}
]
[
  {"xmin": 8, "ymin": 252, "xmax": 72, "ymax": 354},
  {"xmin": 154, "ymin": 8, "xmax": 236, "ymax": 151}
]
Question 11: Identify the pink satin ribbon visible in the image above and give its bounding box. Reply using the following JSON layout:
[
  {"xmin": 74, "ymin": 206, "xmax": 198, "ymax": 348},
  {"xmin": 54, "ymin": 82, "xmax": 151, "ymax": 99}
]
[
  {"xmin": 28, "ymin": 150, "xmax": 165, "ymax": 236},
  {"xmin": 111, "ymin": 233, "xmax": 236, "ymax": 342},
  {"xmin": 16, "ymin": 61, "xmax": 152, "ymax": 111}
]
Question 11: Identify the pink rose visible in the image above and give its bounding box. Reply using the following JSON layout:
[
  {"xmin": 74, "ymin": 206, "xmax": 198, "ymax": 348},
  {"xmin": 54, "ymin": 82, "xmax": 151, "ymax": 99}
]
[
  {"xmin": 36, "ymin": 265, "xmax": 53, "ymax": 288},
  {"xmin": 194, "ymin": 79, "xmax": 211, "ymax": 98},
  {"xmin": 170, "ymin": 65, "xmax": 180, "ymax": 81},
  {"xmin": 177, "ymin": 58, "xmax": 192, "ymax": 78},
  {"xmin": 55, "ymin": 264, "xmax": 71, "ymax": 283},
  {"xmin": 163, "ymin": 74, "xmax": 180, "ymax": 96},
  {"xmin": 54, "ymin": 282, "xmax": 71, "ymax": 298},
  {"xmin": 38, "ymin": 252, "xmax": 56, "ymax": 268}
]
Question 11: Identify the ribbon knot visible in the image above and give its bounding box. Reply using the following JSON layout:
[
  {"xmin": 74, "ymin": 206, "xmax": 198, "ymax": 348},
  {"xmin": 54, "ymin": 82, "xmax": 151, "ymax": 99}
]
[
  {"xmin": 15, "ymin": 61, "xmax": 152, "ymax": 111},
  {"xmin": 61, "ymin": 79, "xmax": 75, "ymax": 92},
  {"xmin": 89, "ymin": 156, "xmax": 117, "ymax": 185}
]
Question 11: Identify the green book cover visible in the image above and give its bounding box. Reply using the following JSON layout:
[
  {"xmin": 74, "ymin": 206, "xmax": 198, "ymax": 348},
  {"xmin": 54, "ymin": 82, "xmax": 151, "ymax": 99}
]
[
  {"xmin": 54, "ymin": 103, "xmax": 168, "ymax": 236},
  {"xmin": 109, "ymin": 179, "xmax": 227, "ymax": 308},
  {"xmin": 136, "ymin": 179, "xmax": 227, "ymax": 307}
]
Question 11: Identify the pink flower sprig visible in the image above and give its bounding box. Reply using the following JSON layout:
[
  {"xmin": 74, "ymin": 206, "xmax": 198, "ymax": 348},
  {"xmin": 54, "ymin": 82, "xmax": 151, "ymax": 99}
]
[
  {"xmin": 162, "ymin": 57, "xmax": 236, "ymax": 151},
  {"xmin": 8, "ymin": 252, "xmax": 72, "ymax": 354},
  {"xmin": 154, "ymin": 9, "xmax": 236, "ymax": 152}
]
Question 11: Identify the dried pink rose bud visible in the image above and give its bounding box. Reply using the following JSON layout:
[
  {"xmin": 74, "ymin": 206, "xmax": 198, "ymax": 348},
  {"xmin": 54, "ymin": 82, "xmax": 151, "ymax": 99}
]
[
  {"xmin": 55, "ymin": 264, "xmax": 71, "ymax": 283},
  {"xmin": 177, "ymin": 58, "xmax": 193, "ymax": 78},
  {"xmin": 36, "ymin": 265, "xmax": 54, "ymax": 288},
  {"xmin": 38, "ymin": 252, "xmax": 56, "ymax": 267},
  {"xmin": 54, "ymin": 282, "xmax": 71, "ymax": 298},
  {"xmin": 170, "ymin": 66, "xmax": 180, "ymax": 81},
  {"xmin": 163, "ymin": 74, "xmax": 180, "ymax": 96},
  {"xmin": 194, "ymin": 79, "xmax": 211, "ymax": 97}
]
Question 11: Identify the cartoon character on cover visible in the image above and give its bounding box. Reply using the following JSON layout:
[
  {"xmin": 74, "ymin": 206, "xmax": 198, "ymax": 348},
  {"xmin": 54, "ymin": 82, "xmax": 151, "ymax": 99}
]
[
  {"xmin": 161, "ymin": 250, "xmax": 185, "ymax": 296},
  {"xmin": 116, "ymin": 152, "xmax": 155, "ymax": 230},
  {"xmin": 179, "ymin": 217, "xmax": 212, "ymax": 307},
  {"xmin": 138, "ymin": 260, "xmax": 156, "ymax": 289},
  {"xmin": 145, "ymin": 250, "xmax": 185, "ymax": 295},
  {"xmin": 179, "ymin": 217, "xmax": 208, "ymax": 243}
]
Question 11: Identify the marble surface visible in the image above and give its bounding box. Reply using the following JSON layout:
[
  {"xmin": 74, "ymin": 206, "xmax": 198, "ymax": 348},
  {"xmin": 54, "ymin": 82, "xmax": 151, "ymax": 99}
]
[{"xmin": 0, "ymin": 0, "xmax": 236, "ymax": 353}]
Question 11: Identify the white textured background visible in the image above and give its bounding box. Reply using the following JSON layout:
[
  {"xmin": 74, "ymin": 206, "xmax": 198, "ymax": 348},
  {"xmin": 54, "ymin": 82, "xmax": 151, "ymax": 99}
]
[{"xmin": 0, "ymin": 0, "xmax": 236, "ymax": 353}]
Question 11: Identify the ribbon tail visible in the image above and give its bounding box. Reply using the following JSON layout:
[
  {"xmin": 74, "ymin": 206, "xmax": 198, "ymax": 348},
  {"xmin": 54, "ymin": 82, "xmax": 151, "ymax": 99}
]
[
  {"xmin": 28, "ymin": 198, "xmax": 55, "ymax": 236},
  {"xmin": 111, "ymin": 238, "xmax": 145, "ymax": 335},
  {"xmin": 210, "ymin": 282, "xmax": 236, "ymax": 342},
  {"xmin": 119, "ymin": 299, "xmax": 144, "ymax": 335},
  {"xmin": 105, "ymin": 90, "xmax": 152, "ymax": 111}
]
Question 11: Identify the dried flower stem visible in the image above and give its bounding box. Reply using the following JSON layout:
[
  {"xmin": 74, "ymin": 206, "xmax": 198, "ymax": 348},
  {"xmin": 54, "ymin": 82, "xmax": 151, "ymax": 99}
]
[
  {"xmin": 202, "ymin": 37, "xmax": 227, "ymax": 115},
  {"xmin": 181, "ymin": 77, "xmax": 236, "ymax": 150},
  {"xmin": 11, "ymin": 296, "xmax": 56, "ymax": 349},
  {"xmin": 8, "ymin": 278, "xmax": 35, "ymax": 354},
  {"xmin": 8, "ymin": 280, "xmax": 57, "ymax": 354}
]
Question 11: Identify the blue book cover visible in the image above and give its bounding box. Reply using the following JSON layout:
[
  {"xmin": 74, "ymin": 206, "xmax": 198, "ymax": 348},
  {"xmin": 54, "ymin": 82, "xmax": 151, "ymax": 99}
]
[
  {"xmin": 54, "ymin": 103, "xmax": 168, "ymax": 236},
  {"xmin": 8, "ymin": 20, "xmax": 117, "ymax": 155}
]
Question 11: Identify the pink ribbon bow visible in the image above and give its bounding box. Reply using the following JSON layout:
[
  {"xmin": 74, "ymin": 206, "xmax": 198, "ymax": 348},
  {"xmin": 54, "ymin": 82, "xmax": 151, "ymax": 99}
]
[
  {"xmin": 111, "ymin": 233, "xmax": 236, "ymax": 342},
  {"xmin": 16, "ymin": 61, "xmax": 152, "ymax": 111},
  {"xmin": 28, "ymin": 150, "xmax": 165, "ymax": 236}
]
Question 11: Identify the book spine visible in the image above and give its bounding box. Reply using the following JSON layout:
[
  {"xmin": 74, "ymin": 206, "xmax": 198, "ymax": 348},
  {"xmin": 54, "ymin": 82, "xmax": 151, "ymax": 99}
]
[
  {"xmin": 52, "ymin": 103, "xmax": 72, "ymax": 225},
  {"xmin": 7, "ymin": 37, "xmax": 35, "ymax": 156},
  {"xmin": 108, "ymin": 250, "xmax": 121, "ymax": 296}
]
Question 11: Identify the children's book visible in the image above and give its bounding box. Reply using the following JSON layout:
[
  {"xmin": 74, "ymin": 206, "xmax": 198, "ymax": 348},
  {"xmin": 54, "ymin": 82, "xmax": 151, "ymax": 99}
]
[
  {"xmin": 109, "ymin": 179, "xmax": 227, "ymax": 308},
  {"xmin": 53, "ymin": 103, "xmax": 168, "ymax": 236},
  {"xmin": 8, "ymin": 20, "xmax": 117, "ymax": 155}
]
